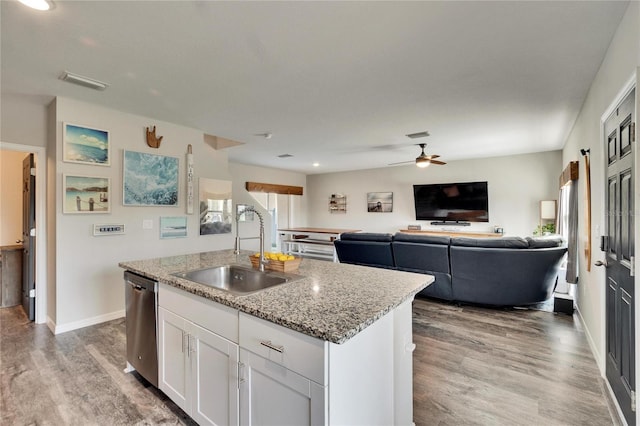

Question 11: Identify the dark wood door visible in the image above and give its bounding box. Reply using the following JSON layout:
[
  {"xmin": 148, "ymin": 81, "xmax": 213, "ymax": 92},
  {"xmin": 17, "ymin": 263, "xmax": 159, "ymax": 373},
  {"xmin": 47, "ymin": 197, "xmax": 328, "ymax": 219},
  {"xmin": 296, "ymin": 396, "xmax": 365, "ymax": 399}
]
[
  {"xmin": 604, "ymin": 88, "xmax": 635, "ymax": 425},
  {"xmin": 22, "ymin": 153, "xmax": 35, "ymax": 321}
]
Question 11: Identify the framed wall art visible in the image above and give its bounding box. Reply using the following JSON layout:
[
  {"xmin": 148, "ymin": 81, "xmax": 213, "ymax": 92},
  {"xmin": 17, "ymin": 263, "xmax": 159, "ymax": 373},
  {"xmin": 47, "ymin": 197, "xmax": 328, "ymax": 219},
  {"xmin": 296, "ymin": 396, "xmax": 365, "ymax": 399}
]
[
  {"xmin": 160, "ymin": 216, "xmax": 188, "ymax": 239},
  {"xmin": 199, "ymin": 178, "xmax": 232, "ymax": 235},
  {"xmin": 63, "ymin": 174, "xmax": 110, "ymax": 214},
  {"xmin": 123, "ymin": 150, "xmax": 179, "ymax": 206},
  {"xmin": 367, "ymin": 192, "xmax": 393, "ymax": 213},
  {"xmin": 63, "ymin": 123, "xmax": 110, "ymax": 166}
]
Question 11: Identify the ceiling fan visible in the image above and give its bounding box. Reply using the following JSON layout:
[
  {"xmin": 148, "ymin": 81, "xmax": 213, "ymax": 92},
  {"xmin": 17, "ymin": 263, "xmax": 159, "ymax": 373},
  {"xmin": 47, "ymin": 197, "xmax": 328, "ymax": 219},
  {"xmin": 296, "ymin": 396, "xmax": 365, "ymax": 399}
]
[{"xmin": 388, "ymin": 143, "xmax": 446, "ymax": 168}]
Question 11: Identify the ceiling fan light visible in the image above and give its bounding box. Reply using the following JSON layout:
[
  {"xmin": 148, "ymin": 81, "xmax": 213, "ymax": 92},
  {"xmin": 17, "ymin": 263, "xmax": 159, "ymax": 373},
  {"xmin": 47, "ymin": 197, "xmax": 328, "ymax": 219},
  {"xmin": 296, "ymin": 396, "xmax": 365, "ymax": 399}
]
[
  {"xmin": 18, "ymin": 0, "xmax": 54, "ymax": 11},
  {"xmin": 416, "ymin": 158, "xmax": 430, "ymax": 168}
]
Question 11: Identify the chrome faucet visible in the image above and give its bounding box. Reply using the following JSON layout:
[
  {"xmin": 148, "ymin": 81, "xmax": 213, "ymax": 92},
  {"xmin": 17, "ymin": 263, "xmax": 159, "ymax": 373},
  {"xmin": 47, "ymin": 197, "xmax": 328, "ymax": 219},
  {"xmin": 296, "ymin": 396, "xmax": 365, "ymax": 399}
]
[{"xmin": 234, "ymin": 206, "xmax": 268, "ymax": 272}]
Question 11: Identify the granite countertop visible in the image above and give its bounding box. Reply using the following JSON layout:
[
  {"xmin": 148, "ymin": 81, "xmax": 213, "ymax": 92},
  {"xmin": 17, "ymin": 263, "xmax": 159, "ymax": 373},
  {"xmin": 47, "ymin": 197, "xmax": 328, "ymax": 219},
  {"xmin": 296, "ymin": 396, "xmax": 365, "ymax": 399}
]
[{"xmin": 119, "ymin": 249, "xmax": 432, "ymax": 344}]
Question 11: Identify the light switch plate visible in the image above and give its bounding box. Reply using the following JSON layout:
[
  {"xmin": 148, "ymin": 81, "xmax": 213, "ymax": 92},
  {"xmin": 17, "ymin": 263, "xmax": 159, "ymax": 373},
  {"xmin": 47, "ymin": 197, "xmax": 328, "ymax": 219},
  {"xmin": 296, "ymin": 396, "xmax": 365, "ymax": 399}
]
[
  {"xmin": 94, "ymin": 224, "xmax": 125, "ymax": 236},
  {"xmin": 142, "ymin": 219, "xmax": 153, "ymax": 229}
]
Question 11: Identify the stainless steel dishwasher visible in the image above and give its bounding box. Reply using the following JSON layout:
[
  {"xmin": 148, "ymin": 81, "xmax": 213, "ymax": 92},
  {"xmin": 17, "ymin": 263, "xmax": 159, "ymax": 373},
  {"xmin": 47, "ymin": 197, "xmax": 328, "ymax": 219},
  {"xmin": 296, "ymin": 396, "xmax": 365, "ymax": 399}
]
[{"xmin": 124, "ymin": 271, "xmax": 158, "ymax": 387}]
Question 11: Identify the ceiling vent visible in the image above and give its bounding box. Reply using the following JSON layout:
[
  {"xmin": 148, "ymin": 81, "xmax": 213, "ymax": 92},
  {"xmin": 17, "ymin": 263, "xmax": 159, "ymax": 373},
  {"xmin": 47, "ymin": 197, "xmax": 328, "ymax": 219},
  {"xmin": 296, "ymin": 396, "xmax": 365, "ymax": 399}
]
[
  {"xmin": 60, "ymin": 71, "xmax": 108, "ymax": 91},
  {"xmin": 278, "ymin": 154, "xmax": 293, "ymax": 158},
  {"xmin": 406, "ymin": 131, "xmax": 430, "ymax": 139}
]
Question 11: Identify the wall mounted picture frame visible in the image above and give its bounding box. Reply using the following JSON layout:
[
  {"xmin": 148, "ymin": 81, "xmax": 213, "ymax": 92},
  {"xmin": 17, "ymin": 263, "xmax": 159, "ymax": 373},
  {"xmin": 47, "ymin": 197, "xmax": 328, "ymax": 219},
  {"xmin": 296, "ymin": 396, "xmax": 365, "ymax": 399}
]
[
  {"xmin": 63, "ymin": 174, "xmax": 110, "ymax": 214},
  {"xmin": 63, "ymin": 123, "xmax": 110, "ymax": 166},
  {"xmin": 199, "ymin": 178, "xmax": 232, "ymax": 235},
  {"xmin": 123, "ymin": 150, "xmax": 179, "ymax": 206},
  {"xmin": 160, "ymin": 216, "xmax": 188, "ymax": 239},
  {"xmin": 367, "ymin": 192, "xmax": 393, "ymax": 213}
]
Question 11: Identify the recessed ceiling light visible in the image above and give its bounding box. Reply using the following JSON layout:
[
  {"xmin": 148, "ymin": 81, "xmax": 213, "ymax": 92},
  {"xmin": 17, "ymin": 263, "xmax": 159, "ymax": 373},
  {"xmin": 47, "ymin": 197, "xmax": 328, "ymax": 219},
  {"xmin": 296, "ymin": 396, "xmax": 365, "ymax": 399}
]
[
  {"xmin": 312, "ymin": 162, "xmax": 319, "ymax": 167},
  {"xmin": 18, "ymin": 0, "xmax": 55, "ymax": 11},
  {"xmin": 60, "ymin": 71, "xmax": 108, "ymax": 91}
]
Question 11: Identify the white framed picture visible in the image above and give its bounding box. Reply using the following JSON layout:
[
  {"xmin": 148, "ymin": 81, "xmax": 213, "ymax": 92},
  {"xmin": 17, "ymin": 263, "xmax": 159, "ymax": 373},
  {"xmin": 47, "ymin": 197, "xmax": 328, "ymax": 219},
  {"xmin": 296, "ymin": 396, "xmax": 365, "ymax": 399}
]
[
  {"xmin": 123, "ymin": 150, "xmax": 179, "ymax": 206},
  {"xmin": 160, "ymin": 216, "xmax": 188, "ymax": 239},
  {"xmin": 63, "ymin": 174, "xmax": 110, "ymax": 214},
  {"xmin": 63, "ymin": 123, "xmax": 110, "ymax": 166},
  {"xmin": 367, "ymin": 192, "xmax": 393, "ymax": 213}
]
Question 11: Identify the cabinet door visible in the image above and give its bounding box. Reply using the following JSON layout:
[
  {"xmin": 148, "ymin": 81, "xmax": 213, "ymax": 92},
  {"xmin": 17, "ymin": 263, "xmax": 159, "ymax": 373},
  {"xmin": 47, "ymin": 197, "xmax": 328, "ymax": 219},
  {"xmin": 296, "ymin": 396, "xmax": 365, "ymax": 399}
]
[
  {"xmin": 190, "ymin": 322, "xmax": 239, "ymax": 426},
  {"xmin": 239, "ymin": 349, "xmax": 325, "ymax": 426},
  {"xmin": 158, "ymin": 307, "xmax": 189, "ymax": 412}
]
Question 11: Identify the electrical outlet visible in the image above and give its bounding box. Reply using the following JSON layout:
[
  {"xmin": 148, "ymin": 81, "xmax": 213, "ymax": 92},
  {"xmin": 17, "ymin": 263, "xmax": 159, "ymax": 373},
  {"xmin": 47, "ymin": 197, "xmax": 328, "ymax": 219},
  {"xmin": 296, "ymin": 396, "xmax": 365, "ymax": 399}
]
[{"xmin": 94, "ymin": 224, "xmax": 125, "ymax": 236}]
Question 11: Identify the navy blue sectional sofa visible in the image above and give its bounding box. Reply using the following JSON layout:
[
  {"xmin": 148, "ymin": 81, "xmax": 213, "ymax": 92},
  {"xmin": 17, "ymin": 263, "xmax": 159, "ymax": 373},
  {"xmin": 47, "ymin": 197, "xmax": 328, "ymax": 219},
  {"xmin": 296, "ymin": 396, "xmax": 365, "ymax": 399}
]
[{"xmin": 334, "ymin": 232, "xmax": 567, "ymax": 306}]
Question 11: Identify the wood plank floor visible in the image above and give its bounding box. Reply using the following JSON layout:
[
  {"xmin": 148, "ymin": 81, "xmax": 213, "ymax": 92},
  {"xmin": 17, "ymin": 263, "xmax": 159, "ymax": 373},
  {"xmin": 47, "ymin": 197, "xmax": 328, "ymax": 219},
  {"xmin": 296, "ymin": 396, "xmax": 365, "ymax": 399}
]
[{"xmin": 1, "ymin": 298, "xmax": 617, "ymax": 425}]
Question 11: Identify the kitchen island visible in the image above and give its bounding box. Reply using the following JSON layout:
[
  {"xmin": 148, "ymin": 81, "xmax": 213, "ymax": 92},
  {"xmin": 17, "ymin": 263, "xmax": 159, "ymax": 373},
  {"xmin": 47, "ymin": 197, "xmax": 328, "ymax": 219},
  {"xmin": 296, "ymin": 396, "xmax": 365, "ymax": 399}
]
[{"xmin": 120, "ymin": 249, "xmax": 432, "ymax": 425}]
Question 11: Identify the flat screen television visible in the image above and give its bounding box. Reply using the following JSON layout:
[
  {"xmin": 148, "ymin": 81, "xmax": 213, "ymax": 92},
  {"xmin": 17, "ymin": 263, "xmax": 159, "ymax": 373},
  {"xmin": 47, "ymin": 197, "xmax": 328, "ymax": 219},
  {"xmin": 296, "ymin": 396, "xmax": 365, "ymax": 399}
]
[{"xmin": 413, "ymin": 181, "xmax": 489, "ymax": 223}]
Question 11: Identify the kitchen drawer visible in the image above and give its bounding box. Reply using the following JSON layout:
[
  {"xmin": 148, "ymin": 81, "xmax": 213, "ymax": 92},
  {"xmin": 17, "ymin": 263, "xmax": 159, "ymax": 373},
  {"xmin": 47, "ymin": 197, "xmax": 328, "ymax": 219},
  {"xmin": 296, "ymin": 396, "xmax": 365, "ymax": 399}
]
[
  {"xmin": 159, "ymin": 283, "xmax": 238, "ymax": 343},
  {"xmin": 239, "ymin": 313, "xmax": 327, "ymax": 385}
]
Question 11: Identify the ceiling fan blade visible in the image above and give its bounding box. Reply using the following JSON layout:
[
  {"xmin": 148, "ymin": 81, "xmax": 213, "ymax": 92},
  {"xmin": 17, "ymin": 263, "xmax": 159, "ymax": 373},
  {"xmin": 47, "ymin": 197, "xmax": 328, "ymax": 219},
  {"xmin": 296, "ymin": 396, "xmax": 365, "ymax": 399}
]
[
  {"xmin": 427, "ymin": 154, "xmax": 440, "ymax": 159},
  {"xmin": 388, "ymin": 160, "xmax": 415, "ymax": 166},
  {"xmin": 429, "ymin": 160, "xmax": 447, "ymax": 165}
]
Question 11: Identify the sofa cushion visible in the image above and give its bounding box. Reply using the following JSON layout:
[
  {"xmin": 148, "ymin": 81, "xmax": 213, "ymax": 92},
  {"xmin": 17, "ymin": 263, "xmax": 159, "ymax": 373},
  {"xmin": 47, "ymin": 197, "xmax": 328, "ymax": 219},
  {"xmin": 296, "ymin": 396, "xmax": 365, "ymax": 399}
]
[
  {"xmin": 339, "ymin": 232, "xmax": 393, "ymax": 242},
  {"xmin": 334, "ymin": 238, "xmax": 395, "ymax": 268},
  {"xmin": 393, "ymin": 233, "xmax": 451, "ymax": 245},
  {"xmin": 451, "ymin": 236, "xmax": 528, "ymax": 249},
  {"xmin": 527, "ymin": 236, "xmax": 564, "ymax": 248}
]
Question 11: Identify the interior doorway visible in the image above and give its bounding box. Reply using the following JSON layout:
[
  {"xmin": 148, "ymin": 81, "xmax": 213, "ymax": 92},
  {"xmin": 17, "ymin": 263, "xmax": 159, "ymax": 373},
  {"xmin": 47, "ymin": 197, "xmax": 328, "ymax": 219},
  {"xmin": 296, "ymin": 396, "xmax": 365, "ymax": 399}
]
[{"xmin": 0, "ymin": 142, "xmax": 47, "ymax": 324}]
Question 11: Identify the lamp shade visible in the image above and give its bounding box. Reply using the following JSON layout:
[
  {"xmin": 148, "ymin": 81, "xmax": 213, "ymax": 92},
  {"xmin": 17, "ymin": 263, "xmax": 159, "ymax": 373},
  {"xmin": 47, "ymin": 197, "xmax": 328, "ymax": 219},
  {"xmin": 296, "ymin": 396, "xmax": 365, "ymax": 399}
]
[{"xmin": 540, "ymin": 200, "xmax": 557, "ymax": 220}]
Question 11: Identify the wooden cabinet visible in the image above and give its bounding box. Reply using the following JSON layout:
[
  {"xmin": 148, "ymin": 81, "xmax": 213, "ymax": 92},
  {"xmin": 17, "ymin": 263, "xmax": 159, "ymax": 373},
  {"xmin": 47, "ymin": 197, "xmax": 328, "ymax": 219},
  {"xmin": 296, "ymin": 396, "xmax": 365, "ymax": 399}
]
[
  {"xmin": 329, "ymin": 194, "xmax": 346, "ymax": 213},
  {"xmin": 399, "ymin": 229, "xmax": 502, "ymax": 238}
]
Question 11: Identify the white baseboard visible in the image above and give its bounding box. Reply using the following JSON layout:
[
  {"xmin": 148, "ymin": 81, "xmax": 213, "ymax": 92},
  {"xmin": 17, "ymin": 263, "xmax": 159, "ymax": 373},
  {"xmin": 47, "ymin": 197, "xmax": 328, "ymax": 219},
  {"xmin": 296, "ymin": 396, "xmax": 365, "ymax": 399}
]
[
  {"xmin": 575, "ymin": 304, "xmax": 604, "ymax": 374},
  {"xmin": 51, "ymin": 310, "xmax": 125, "ymax": 335},
  {"xmin": 46, "ymin": 316, "xmax": 56, "ymax": 334}
]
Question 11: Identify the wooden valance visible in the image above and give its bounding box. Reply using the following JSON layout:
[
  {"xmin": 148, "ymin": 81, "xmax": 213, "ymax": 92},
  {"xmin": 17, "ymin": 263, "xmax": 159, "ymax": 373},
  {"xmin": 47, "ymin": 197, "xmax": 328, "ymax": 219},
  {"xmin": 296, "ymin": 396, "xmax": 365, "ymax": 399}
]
[
  {"xmin": 559, "ymin": 161, "xmax": 579, "ymax": 188},
  {"xmin": 245, "ymin": 182, "xmax": 304, "ymax": 196}
]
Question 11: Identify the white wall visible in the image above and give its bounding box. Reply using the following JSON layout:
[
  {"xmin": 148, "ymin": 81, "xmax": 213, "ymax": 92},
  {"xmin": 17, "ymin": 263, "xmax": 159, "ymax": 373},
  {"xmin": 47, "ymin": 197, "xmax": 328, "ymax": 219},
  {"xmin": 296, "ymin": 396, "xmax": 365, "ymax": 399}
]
[
  {"xmin": 1, "ymin": 93, "xmax": 51, "ymax": 148},
  {"xmin": 51, "ymin": 97, "xmax": 236, "ymax": 330},
  {"xmin": 560, "ymin": 0, "xmax": 639, "ymax": 378},
  {"xmin": 0, "ymin": 150, "xmax": 27, "ymax": 245},
  {"xmin": 229, "ymin": 162, "xmax": 308, "ymax": 252},
  {"xmin": 42, "ymin": 98, "xmax": 310, "ymax": 332},
  {"xmin": 307, "ymin": 151, "xmax": 561, "ymax": 237}
]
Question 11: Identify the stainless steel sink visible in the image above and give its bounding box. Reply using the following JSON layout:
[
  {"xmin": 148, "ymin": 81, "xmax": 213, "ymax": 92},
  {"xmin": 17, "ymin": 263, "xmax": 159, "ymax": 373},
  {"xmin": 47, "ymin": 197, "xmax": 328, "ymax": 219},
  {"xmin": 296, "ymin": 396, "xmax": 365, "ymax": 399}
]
[{"xmin": 172, "ymin": 265, "xmax": 302, "ymax": 295}]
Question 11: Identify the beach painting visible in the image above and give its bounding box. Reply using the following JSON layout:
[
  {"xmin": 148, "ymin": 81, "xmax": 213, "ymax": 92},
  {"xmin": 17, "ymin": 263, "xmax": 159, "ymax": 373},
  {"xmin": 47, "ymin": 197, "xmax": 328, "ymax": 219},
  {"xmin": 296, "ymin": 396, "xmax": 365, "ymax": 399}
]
[
  {"xmin": 123, "ymin": 150, "xmax": 179, "ymax": 206},
  {"xmin": 63, "ymin": 123, "xmax": 110, "ymax": 165},
  {"xmin": 63, "ymin": 175, "xmax": 110, "ymax": 214},
  {"xmin": 160, "ymin": 216, "xmax": 188, "ymax": 239},
  {"xmin": 367, "ymin": 192, "xmax": 393, "ymax": 212}
]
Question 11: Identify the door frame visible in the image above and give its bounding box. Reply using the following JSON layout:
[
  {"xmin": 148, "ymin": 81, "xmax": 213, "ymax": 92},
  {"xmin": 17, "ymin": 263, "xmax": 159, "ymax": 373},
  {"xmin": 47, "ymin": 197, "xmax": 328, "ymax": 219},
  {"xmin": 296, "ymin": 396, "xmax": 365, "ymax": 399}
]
[
  {"xmin": 599, "ymin": 72, "xmax": 638, "ymax": 425},
  {"xmin": 0, "ymin": 141, "xmax": 47, "ymax": 324}
]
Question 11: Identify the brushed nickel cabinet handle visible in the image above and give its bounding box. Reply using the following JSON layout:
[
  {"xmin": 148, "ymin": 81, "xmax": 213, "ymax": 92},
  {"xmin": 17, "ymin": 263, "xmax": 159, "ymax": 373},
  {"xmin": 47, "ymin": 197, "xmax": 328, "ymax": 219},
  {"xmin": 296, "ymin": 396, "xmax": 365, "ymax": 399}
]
[{"xmin": 260, "ymin": 340, "xmax": 284, "ymax": 353}]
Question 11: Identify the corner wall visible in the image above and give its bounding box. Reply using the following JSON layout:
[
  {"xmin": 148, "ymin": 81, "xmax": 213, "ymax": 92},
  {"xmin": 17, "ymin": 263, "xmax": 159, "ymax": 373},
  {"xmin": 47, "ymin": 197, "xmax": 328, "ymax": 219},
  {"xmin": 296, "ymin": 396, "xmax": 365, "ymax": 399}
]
[
  {"xmin": 307, "ymin": 150, "xmax": 561, "ymax": 237},
  {"xmin": 560, "ymin": 0, "xmax": 639, "ymax": 381}
]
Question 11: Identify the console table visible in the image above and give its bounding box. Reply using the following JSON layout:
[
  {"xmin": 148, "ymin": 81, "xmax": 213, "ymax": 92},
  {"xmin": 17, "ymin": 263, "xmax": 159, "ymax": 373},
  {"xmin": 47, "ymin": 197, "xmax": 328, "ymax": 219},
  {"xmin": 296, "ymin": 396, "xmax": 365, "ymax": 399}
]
[
  {"xmin": 399, "ymin": 229, "xmax": 503, "ymax": 238},
  {"xmin": 278, "ymin": 227, "xmax": 361, "ymax": 262}
]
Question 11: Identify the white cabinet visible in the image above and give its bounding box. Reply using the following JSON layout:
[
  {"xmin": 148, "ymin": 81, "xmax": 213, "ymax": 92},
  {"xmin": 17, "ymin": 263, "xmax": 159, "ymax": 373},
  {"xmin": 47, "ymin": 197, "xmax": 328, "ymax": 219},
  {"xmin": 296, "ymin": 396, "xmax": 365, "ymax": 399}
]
[
  {"xmin": 239, "ymin": 348, "xmax": 325, "ymax": 426},
  {"xmin": 239, "ymin": 313, "xmax": 327, "ymax": 425},
  {"xmin": 157, "ymin": 282, "xmax": 416, "ymax": 426},
  {"xmin": 159, "ymin": 307, "xmax": 239, "ymax": 426}
]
